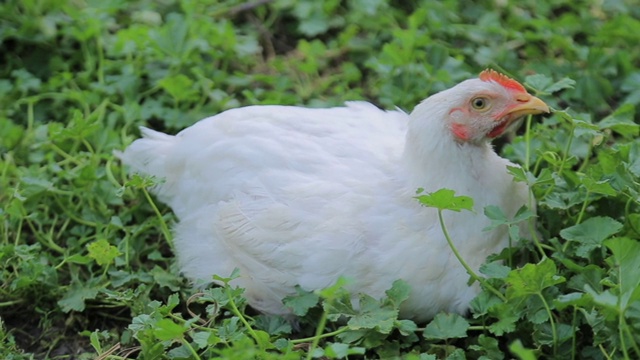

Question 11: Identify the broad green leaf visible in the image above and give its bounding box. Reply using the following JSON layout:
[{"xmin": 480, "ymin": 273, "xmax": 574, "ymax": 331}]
[
  {"xmin": 254, "ymin": 315, "xmax": 292, "ymax": 336},
  {"xmin": 470, "ymin": 291, "xmax": 503, "ymax": 317},
  {"xmin": 66, "ymin": 254, "xmax": 93, "ymax": 265},
  {"xmin": 484, "ymin": 205, "xmax": 535, "ymax": 231},
  {"xmin": 317, "ymin": 276, "xmax": 351, "ymax": 299},
  {"xmin": 469, "ymin": 335, "xmax": 504, "ymax": 360},
  {"xmin": 167, "ymin": 345, "xmax": 192, "ymax": 358},
  {"xmin": 480, "ymin": 261, "xmax": 511, "ymax": 279},
  {"xmin": 89, "ymin": 331, "xmax": 102, "ymax": 353},
  {"xmin": 150, "ymin": 266, "xmax": 182, "ymax": 291},
  {"xmin": 525, "ymin": 73, "xmax": 575, "ymax": 94},
  {"xmin": 153, "ymin": 319, "xmax": 186, "ymax": 341},
  {"xmin": 324, "ymin": 295, "xmax": 357, "ymax": 321},
  {"xmin": 509, "ymin": 339, "xmax": 537, "ymax": 360},
  {"xmin": 395, "ymin": 319, "xmax": 418, "ymax": 335},
  {"xmin": 488, "ymin": 308, "xmax": 518, "ymax": 336},
  {"xmin": 416, "ymin": 189, "xmax": 474, "ymax": 212},
  {"xmin": 252, "ymin": 330, "xmax": 274, "ymax": 350},
  {"xmin": 404, "ymin": 354, "xmax": 437, "ymax": 360},
  {"xmin": 161, "ymin": 293, "xmax": 181, "ymax": 314},
  {"xmin": 87, "ymin": 239, "xmax": 121, "ymax": 266},
  {"xmin": 324, "ymin": 342, "xmax": 366, "ymax": 358},
  {"xmin": 283, "ymin": 286, "xmax": 320, "ymax": 316},
  {"xmin": 553, "ymin": 292, "xmax": 590, "ymax": 311},
  {"xmin": 506, "ymin": 166, "xmax": 551, "ymax": 186},
  {"xmin": 347, "ymin": 294, "xmax": 397, "ymax": 333},
  {"xmin": 191, "ymin": 331, "xmax": 212, "ymax": 349},
  {"xmin": 445, "ymin": 349, "xmax": 466, "ymax": 360},
  {"xmin": 423, "ymin": 313, "xmax": 469, "ymax": 340},
  {"xmin": 560, "ymin": 217, "xmax": 623, "ymax": 258},
  {"xmin": 545, "ymin": 77, "xmax": 577, "ymax": 94},
  {"xmin": 524, "ymin": 73, "xmax": 553, "ymax": 92},
  {"xmin": 512, "ymin": 206, "xmax": 536, "ymax": 223},
  {"xmin": 533, "ymin": 323, "xmax": 574, "ymax": 346},
  {"xmin": 580, "ymin": 177, "xmax": 617, "ymax": 196},
  {"xmin": 506, "ymin": 258, "xmax": 565, "ymax": 299},
  {"xmin": 385, "ymin": 279, "xmax": 411, "ymax": 306},
  {"xmin": 483, "ymin": 205, "xmax": 508, "ymax": 229},
  {"xmin": 213, "ymin": 268, "xmax": 242, "ymax": 283},
  {"xmin": 565, "ymin": 264, "xmax": 604, "ymax": 292},
  {"xmin": 604, "ymin": 237, "xmax": 640, "ymax": 308},
  {"xmin": 158, "ymin": 74, "xmax": 197, "ymax": 102},
  {"xmin": 58, "ymin": 283, "xmax": 100, "ymax": 312},
  {"xmin": 598, "ymin": 103, "xmax": 639, "ymax": 137}
]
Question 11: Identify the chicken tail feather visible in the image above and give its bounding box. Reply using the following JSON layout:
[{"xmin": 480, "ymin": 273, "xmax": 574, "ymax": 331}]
[{"xmin": 116, "ymin": 126, "xmax": 177, "ymax": 180}]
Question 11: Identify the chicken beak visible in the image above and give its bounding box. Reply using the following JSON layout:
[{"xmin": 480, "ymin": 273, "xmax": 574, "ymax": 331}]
[
  {"xmin": 487, "ymin": 95, "xmax": 549, "ymax": 138},
  {"xmin": 505, "ymin": 95, "xmax": 550, "ymax": 119}
]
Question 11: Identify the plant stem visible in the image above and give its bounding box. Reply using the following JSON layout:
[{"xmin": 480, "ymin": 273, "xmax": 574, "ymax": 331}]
[
  {"xmin": 224, "ymin": 286, "xmax": 264, "ymax": 349},
  {"xmin": 575, "ymin": 190, "xmax": 591, "ymax": 225},
  {"xmin": 141, "ymin": 187, "xmax": 174, "ymax": 251},
  {"xmin": 523, "ymin": 114, "xmax": 546, "ymax": 259},
  {"xmin": 0, "ymin": 299, "xmax": 24, "ymax": 307},
  {"xmin": 619, "ymin": 314, "xmax": 630, "ymax": 360},
  {"xmin": 181, "ymin": 338, "xmax": 202, "ymax": 360},
  {"xmin": 524, "ymin": 114, "xmax": 533, "ymax": 171},
  {"xmin": 571, "ymin": 306, "xmax": 577, "ymax": 360},
  {"xmin": 305, "ymin": 310, "xmax": 328, "ymax": 360},
  {"xmin": 437, "ymin": 210, "xmax": 506, "ymax": 302},
  {"xmin": 290, "ymin": 326, "xmax": 348, "ymax": 344},
  {"xmin": 538, "ymin": 293, "xmax": 557, "ymax": 355},
  {"xmin": 623, "ymin": 317, "xmax": 640, "ymax": 359}
]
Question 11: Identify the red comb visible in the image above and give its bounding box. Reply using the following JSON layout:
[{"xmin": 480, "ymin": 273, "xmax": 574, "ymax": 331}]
[{"xmin": 479, "ymin": 69, "xmax": 526, "ymax": 93}]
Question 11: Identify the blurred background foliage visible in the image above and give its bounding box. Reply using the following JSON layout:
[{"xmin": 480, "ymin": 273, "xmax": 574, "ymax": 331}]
[{"xmin": 1, "ymin": 0, "xmax": 640, "ymax": 358}]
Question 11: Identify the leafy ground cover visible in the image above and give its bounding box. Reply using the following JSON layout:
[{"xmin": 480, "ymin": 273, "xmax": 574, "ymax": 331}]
[{"xmin": 2, "ymin": 0, "xmax": 640, "ymax": 358}]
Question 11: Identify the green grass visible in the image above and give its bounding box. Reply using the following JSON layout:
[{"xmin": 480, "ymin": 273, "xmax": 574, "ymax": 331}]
[{"xmin": 1, "ymin": 0, "xmax": 640, "ymax": 359}]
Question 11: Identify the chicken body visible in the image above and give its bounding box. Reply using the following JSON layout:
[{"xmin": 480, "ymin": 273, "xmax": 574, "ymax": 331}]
[{"xmin": 120, "ymin": 70, "xmax": 548, "ymax": 322}]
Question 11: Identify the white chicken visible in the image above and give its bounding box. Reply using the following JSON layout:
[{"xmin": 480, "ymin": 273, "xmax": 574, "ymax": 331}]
[{"xmin": 120, "ymin": 69, "xmax": 548, "ymax": 322}]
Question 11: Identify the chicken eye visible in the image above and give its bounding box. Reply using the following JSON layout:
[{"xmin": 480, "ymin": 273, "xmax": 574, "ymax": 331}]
[{"xmin": 471, "ymin": 97, "xmax": 490, "ymax": 110}]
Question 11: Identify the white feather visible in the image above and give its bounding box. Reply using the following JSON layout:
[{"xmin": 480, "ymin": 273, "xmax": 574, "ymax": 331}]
[{"xmin": 119, "ymin": 80, "xmax": 532, "ymax": 322}]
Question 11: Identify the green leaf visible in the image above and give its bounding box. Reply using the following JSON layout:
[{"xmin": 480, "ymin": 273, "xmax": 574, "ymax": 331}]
[
  {"xmin": 395, "ymin": 319, "xmax": 418, "ymax": 336},
  {"xmin": 283, "ymin": 286, "xmax": 320, "ymax": 316},
  {"xmin": 384, "ymin": 279, "xmax": 411, "ymax": 306},
  {"xmin": 509, "ymin": 339, "xmax": 537, "ymax": 360},
  {"xmin": 213, "ymin": 268, "xmax": 242, "ymax": 283},
  {"xmin": 254, "ymin": 315, "xmax": 292, "ymax": 336},
  {"xmin": 598, "ymin": 103, "xmax": 639, "ymax": 137},
  {"xmin": 150, "ymin": 266, "xmax": 182, "ymax": 291},
  {"xmin": 58, "ymin": 283, "xmax": 100, "ymax": 312},
  {"xmin": 416, "ymin": 189, "xmax": 474, "ymax": 212},
  {"xmin": 559, "ymin": 217, "xmax": 623, "ymax": 258},
  {"xmin": 525, "ymin": 73, "xmax": 575, "ymax": 94},
  {"xmin": 158, "ymin": 74, "xmax": 197, "ymax": 102},
  {"xmin": 86, "ymin": 239, "xmax": 120, "ymax": 266},
  {"xmin": 318, "ymin": 277, "xmax": 352, "ymax": 300},
  {"xmin": 347, "ymin": 294, "xmax": 397, "ymax": 333},
  {"xmin": 470, "ymin": 291, "xmax": 503, "ymax": 317},
  {"xmin": 324, "ymin": 342, "xmax": 366, "ymax": 358},
  {"xmin": 545, "ymin": 77, "xmax": 577, "ymax": 94},
  {"xmin": 153, "ymin": 319, "xmax": 186, "ymax": 341},
  {"xmin": 488, "ymin": 308, "xmax": 519, "ymax": 336},
  {"xmin": 483, "ymin": 205, "xmax": 535, "ymax": 231},
  {"xmin": 604, "ymin": 237, "xmax": 640, "ymax": 308},
  {"xmin": 469, "ymin": 335, "xmax": 504, "ymax": 359},
  {"xmin": 506, "ymin": 258, "xmax": 565, "ymax": 299},
  {"xmin": 480, "ymin": 261, "xmax": 511, "ymax": 279},
  {"xmin": 580, "ymin": 177, "xmax": 617, "ymax": 196},
  {"xmin": 66, "ymin": 254, "xmax": 93, "ymax": 265},
  {"xmin": 423, "ymin": 313, "xmax": 469, "ymax": 340},
  {"xmin": 192, "ymin": 331, "xmax": 212, "ymax": 349},
  {"xmin": 483, "ymin": 205, "xmax": 508, "ymax": 229}
]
